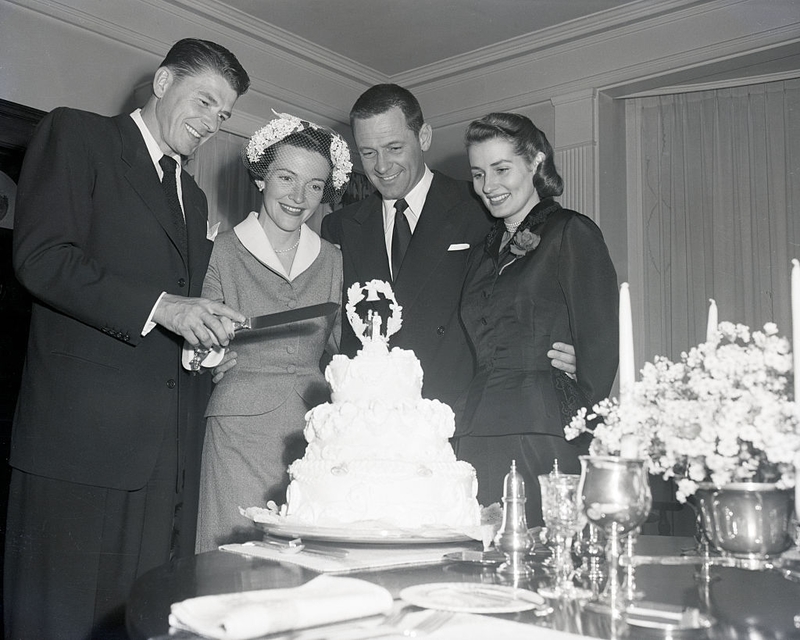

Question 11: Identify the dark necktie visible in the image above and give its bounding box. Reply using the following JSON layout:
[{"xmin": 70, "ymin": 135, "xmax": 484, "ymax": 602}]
[
  {"xmin": 159, "ymin": 155, "xmax": 188, "ymax": 257},
  {"xmin": 391, "ymin": 198, "xmax": 411, "ymax": 280}
]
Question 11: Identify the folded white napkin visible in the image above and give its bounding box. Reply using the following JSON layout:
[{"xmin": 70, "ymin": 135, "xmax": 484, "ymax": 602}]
[
  {"xmin": 169, "ymin": 574, "xmax": 393, "ymax": 640},
  {"xmin": 220, "ymin": 542, "xmax": 473, "ymax": 573},
  {"xmin": 181, "ymin": 342, "xmax": 225, "ymax": 370}
]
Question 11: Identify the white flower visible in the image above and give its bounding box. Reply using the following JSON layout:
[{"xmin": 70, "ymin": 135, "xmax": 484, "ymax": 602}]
[
  {"xmin": 247, "ymin": 110, "xmax": 352, "ymax": 192},
  {"xmin": 566, "ymin": 322, "xmax": 800, "ymax": 501}
]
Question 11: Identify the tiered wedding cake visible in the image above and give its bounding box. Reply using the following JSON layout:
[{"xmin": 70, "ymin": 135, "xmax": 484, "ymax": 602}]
[{"xmin": 282, "ymin": 280, "xmax": 481, "ymax": 530}]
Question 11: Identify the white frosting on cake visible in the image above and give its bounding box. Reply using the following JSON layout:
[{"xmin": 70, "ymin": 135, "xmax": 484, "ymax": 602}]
[
  {"xmin": 325, "ymin": 341, "xmax": 422, "ymax": 405},
  {"xmin": 286, "ymin": 459, "xmax": 479, "ymax": 529},
  {"xmin": 284, "ymin": 333, "xmax": 481, "ymax": 531}
]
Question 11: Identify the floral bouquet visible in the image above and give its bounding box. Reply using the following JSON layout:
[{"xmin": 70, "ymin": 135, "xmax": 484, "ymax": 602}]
[{"xmin": 565, "ymin": 322, "xmax": 800, "ymax": 502}]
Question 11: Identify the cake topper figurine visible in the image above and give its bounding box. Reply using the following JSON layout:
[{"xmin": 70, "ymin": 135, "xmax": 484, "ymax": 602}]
[{"xmin": 346, "ymin": 280, "xmax": 403, "ymax": 345}]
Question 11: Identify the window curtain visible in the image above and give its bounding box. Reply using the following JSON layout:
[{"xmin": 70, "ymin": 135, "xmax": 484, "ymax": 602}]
[
  {"xmin": 187, "ymin": 129, "xmax": 261, "ymax": 234},
  {"xmin": 627, "ymin": 79, "xmax": 800, "ymax": 363}
]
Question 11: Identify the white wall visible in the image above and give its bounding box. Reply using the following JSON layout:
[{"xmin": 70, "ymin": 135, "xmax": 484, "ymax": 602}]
[
  {"xmin": 0, "ymin": 2, "xmax": 157, "ymax": 116},
  {"xmin": 5, "ymin": 0, "xmax": 796, "ymax": 161},
  {"xmin": 2, "ymin": 0, "xmax": 798, "ymax": 295}
]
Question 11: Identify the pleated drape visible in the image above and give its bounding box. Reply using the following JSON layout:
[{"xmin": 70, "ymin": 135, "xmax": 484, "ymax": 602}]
[
  {"xmin": 188, "ymin": 129, "xmax": 262, "ymax": 234},
  {"xmin": 628, "ymin": 79, "xmax": 800, "ymax": 363}
]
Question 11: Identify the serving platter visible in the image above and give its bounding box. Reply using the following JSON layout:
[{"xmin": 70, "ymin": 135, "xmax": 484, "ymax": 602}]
[
  {"xmin": 399, "ymin": 582, "xmax": 549, "ymax": 614},
  {"xmin": 261, "ymin": 522, "xmax": 473, "ymax": 545}
]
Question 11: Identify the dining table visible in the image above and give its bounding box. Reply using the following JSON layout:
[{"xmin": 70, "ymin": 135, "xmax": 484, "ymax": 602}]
[{"xmin": 126, "ymin": 534, "xmax": 800, "ymax": 640}]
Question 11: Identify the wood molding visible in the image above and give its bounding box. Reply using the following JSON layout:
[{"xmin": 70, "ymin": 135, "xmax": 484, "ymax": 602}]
[
  {"xmin": 8, "ymin": 0, "xmax": 798, "ymax": 130},
  {"xmin": 556, "ymin": 145, "xmax": 595, "ymax": 220}
]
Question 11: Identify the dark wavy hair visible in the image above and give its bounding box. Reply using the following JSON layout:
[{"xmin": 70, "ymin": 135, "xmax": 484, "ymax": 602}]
[
  {"xmin": 160, "ymin": 38, "xmax": 250, "ymax": 97},
  {"xmin": 243, "ymin": 128, "xmax": 340, "ymax": 204},
  {"xmin": 349, "ymin": 84, "xmax": 424, "ymax": 135},
  {"xmin": 464, "ymin": 112, "xmax": 563, "ymax": 199}
]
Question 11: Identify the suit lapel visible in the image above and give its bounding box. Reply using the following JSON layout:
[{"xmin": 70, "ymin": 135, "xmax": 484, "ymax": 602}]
[
  {"xmin": 116, "ymin": 115, "xmax": 188, "ymax": 267},
  {"xmin": 182, "ymin": 175, "xmax": 211, "ymax": 280},
  {"xmin": 347, "ymin": 195, "xmax": 392, "ymax": 284}
]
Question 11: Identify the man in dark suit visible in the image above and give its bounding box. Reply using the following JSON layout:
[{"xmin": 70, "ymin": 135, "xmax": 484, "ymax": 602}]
[
  {"xmin": 322, "ymin": 84, "xmax": 575, "ymax": 417},
  {"xmin": 5, "ymin": 38, "xmax": 250, "ymax": 639}
]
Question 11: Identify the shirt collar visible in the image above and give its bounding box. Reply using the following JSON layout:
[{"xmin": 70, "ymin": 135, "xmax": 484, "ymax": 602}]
[
  {"xmin": 382, "ymin": 165, "xmax": 434, "ymax": 230},
  {"xmin": 130, "ymin": 109, "xmax": 181, "ymax": 179},
  {"xmin": 233, "ymin": 211, "xmax": 320, "ymax": 281}
]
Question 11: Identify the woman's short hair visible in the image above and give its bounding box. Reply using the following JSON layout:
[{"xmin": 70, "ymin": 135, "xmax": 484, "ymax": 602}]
[
  {"xmin": 160, "ymin": 38, "xmax": 250, "ymax": 97},
  {"xmin": 464, "ymin": 112, "xmax": 563, "ymax": 199},
  {"xmin": 245, "ymin": 128, "xmax": 339, "ymax": 204},
  {"xmin": 349, "ymin": 84, "xmax": 425, "ymax": 135}
]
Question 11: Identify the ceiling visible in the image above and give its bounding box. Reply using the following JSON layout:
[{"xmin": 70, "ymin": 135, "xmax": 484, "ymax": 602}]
[{"xmin": 216, "ymin": 0, "xmax": 638, "ymax": 77}]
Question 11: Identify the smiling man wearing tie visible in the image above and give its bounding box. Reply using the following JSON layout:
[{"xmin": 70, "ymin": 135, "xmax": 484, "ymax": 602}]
[
  {"xmin": 322, "ymin": 84, "xmax": 576, "ymax": 425},
  {"xmin": 5, "ymin": 38, "xmax": 249, "ymax": 639}
]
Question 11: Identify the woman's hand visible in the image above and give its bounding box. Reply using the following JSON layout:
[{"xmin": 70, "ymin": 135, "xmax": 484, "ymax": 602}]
[{"xmin": 211, "ymin": 350, "xmax": 238, "ymax": 384}]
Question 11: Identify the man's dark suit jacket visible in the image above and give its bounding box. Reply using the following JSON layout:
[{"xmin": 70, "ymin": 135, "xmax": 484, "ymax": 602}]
[
  {"xmin": 321, "ymin": 171, "xmax": 491, "ymax": 412},
  {"xmin": 11, "ymin": 107, "xmax": 212, "ymax": 494}
]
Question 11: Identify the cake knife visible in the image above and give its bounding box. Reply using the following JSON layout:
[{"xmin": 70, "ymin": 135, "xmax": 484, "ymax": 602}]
[
  {"xmin": 232, "ymin": 301, "xmax": 339, "ymax": 333},
  {"xmin": 186, "ymin": 301, "xmax": 339, "ymax": 371}
]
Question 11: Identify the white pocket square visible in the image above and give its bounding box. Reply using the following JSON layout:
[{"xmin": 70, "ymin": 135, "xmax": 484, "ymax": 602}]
[{"xmin": 447, "ymin": 243, "xmax": 470, "ymax": 251}]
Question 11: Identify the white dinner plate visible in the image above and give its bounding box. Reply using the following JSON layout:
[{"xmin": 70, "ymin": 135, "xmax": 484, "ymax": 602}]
[
  {"xmin": 399, "ymin": 582, "xmax": 548, "ymax": 614},
  {"xmin": 260, "ymin": 522, "xmax": 472, "ymax": 545}
]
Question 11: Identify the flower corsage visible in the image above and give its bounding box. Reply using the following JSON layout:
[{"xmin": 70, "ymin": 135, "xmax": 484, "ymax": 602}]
[{"xmin": 509, "ymin": 228, "xmax": 541, "ymax": 256}]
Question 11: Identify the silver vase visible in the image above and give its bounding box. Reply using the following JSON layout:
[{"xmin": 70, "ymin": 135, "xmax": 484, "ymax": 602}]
[{"xmin": 694, "ymin": 483, "xmax": 793, "ymax": 559}]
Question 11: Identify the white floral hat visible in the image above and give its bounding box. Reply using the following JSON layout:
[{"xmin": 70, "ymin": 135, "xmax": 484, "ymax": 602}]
[{"xmin": 243, "ymin": 110, "xmax": 353, "ymax": 202}]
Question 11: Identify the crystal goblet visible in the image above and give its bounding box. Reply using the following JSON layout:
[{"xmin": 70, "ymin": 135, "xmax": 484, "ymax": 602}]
[
  {"xmin": 577, "ymin": 455, "xmax": 652, "ymax": 618},
  {"xmin": 538, "ymin": 473, "xmax": 590, "ymax": 598}
]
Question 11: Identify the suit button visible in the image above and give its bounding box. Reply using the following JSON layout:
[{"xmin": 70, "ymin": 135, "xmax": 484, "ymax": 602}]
[
  {"xmin": 167, "ymin": 379, "xmax": 176, "ymax": 389},
  {"xmin": 436, "ymin": 326, "xmax": 445, "ymax": 335},
  {"xmin": 287, "ymin": 300, "xmax": 297, "ymax": 308},
  {"xmin": 287, "ymin": 345, "xmax": 296, "ymax": 354},
  {"xmin": 178, "ymin": 278, "xmax": 186, "ymax": 287},
  {"xmin": 287, "ymin": 365, "xmax": 296, "ymax": 374}
]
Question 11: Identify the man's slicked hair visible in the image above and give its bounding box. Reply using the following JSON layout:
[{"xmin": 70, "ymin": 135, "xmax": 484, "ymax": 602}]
[
  {"xmin": 160, "ymin": 38, "xmax": 250, "ymax": 97},
  {"xmin": 349, "ymin": 84, "xmax": 424, "ymax": 134}
]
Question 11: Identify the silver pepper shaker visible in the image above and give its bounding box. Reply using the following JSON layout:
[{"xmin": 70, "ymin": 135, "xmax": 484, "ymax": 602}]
[{"xmin": 494, "ymin": 460, "xmax": 534, "ymax": 578}]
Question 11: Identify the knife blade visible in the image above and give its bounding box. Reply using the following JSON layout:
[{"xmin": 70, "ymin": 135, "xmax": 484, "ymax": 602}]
[{"xmin": 234, "ymin": 301, "xmax": 339, "ymax": 332}]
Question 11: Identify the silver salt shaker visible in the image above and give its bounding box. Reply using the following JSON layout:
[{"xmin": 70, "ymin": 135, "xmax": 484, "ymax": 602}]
[{"xmin": 494, "ymin": 460, "xmax": 534, "ymax": 578}]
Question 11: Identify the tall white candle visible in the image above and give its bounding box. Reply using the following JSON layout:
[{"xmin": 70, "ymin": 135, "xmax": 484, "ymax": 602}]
[
  {"xmin": 619, "ymin": 282, "xmax": 635, "ymax": 403},
  {"xmin": 792, "ymin": 259, "xmax": 800, "ymax": 519},
  {"xmin": 706, "ymin": 298, "xmax": 718, "ymax": 342},
  {"xmin": 792, "ymin": 259, "xmax": 799, "ymax": 405}
]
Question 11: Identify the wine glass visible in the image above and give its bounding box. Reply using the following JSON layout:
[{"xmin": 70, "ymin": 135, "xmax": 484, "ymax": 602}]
[
  {"xmin": 538, "ymin": 472, "xmax": 590, "ymax": 598},
  {"xmin": 577, "ymin": 455, "xmax": 652, "ymax": 618}
]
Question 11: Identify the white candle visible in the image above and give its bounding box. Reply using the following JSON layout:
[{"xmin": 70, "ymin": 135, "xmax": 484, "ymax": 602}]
[
  {"xmin": 792, "ymin": 259, "xmax": 800, "ymax": 405},
  {"xmin": 706, "ymin": 298, "xmax": 718, "ymax": 342},
  {"xmin": 793, "ymin": 259, "xmax": 800, "ymax": 521},
  {"xmin": 619, "ymin": 282, "xmax": 635, "ymax": 403}
]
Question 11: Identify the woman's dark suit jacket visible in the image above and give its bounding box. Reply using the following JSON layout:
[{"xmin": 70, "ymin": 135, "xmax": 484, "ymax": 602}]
[
  {"xmin": 11, "ymin": 107, "xmax": 213, "ymax": 492},
  {"xmin": 459, "ymin": 199, "xmax": 618, "ymax": 437}
]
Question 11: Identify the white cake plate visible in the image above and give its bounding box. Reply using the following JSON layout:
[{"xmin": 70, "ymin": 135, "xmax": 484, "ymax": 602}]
[{"xmin": 259, "ymin": 522, "xmax": 473, "ymax": 545}]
